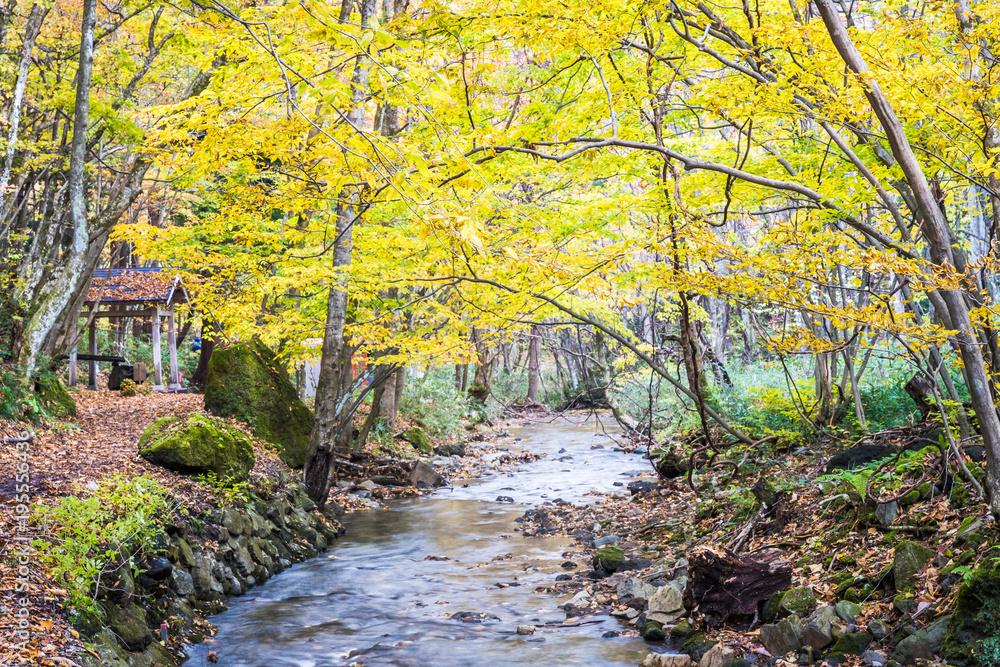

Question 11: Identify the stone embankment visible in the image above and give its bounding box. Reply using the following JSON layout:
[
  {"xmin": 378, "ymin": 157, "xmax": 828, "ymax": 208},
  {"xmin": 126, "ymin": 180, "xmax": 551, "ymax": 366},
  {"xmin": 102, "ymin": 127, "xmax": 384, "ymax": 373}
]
[{"xmin": 79, "ymin": 482, "xmax": 343, "ymax": 667}]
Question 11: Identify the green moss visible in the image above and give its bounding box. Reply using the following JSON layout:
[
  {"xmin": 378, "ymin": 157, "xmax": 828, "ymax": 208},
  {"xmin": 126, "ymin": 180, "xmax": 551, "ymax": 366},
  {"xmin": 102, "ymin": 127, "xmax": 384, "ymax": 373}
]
[
  {"xmin": 829, "ymin": 632, "xmax": 871, "ymax": 655},
  {"xmin": 35, "ymin": 375, "xmax": 76, "ymax": 418},
  {"xmin": 593, "ymin": 545, "xmax": 625, "ymax": 572},
  {"xmin": 139, "ymin": 413, "xmax": 254, "ymax": 483},
  {"xmin": 400, "ymin": 426, "xmax": 432, "ymax": 454},
  {"xmin": 942, "ymin": 560, "xmax": 1000, "ymax": 666},
  {"xmin": 779, "ymin": 586, "xmax": 817, "ymax": 616},
  {"xmin": 204, "ymin": 340, "xmax": 313, "ymax": 468}
]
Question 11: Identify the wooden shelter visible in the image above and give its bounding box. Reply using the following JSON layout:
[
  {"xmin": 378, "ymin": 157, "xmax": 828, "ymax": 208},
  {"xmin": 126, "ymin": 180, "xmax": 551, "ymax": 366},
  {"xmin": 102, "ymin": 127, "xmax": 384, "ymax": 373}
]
[{"xmin": 69, "ymin": 268, "xmax": 189, "ymax": 391}]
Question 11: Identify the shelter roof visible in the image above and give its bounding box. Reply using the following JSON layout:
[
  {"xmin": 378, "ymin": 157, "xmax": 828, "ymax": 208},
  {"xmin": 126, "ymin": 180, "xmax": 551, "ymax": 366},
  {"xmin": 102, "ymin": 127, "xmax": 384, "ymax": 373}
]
[{"xmin": 84, "ymin": 267, "xmax": 188, "ymax": 305}]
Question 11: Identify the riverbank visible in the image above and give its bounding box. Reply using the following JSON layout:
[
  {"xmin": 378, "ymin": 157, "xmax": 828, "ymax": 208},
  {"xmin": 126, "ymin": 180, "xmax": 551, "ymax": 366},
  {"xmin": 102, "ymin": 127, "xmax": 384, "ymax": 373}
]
[
  {"xmin": 517, "ymin": 426, "xmax": 996, "ymax": 667},
  {"xmin": 0, "ymin": 391, "xmax": 520, "ymax": 666}
]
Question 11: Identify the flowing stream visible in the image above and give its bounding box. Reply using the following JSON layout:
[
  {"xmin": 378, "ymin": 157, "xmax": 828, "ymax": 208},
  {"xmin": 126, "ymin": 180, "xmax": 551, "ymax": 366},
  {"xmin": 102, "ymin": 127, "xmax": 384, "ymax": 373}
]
[{"xmin": 184, "ymin": 413, "xmax": 659, "ymax": 666}]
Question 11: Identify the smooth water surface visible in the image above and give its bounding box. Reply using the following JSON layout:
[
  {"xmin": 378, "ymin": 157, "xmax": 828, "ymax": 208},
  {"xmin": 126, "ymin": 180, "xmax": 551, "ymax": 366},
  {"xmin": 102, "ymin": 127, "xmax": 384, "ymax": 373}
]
[{"xmin": 184, "ymin": 413, "xmax": 657, "ymax": 666}]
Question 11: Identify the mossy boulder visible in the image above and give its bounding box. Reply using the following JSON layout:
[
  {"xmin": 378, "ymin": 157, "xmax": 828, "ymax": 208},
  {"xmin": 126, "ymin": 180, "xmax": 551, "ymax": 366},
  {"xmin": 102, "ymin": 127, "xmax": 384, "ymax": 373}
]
[
  {"xmin": 204, "ymin": 340, "xmax": 313, "ymax": 468},
  {"xmin": 778, "ymin": 586, "xmax": 817, "ymax": 616},
  {"xmin": 139, "ymin": 413, "xmax": 254, "ymax": 483},
  {"xmin": 893, "ymin": 540, "xmax": 934, "ymax": 591},
  {"xmin": 34, "ymin": 375, "xmax": 76, "ymax": 418},
  {"xmin": 400, "ymin": 426, "xmax": 432, "ymax": 454},
  {"xmin": 941, "ymin": 559, "xmax": 1000, "ymax": 666},
  {"xmin": 829, "ymin": 631, "xmax": 871, "ymax": 655},
  {"xmin": 593, "ymin": 545, "xmax": 626, "ymax": 572}
]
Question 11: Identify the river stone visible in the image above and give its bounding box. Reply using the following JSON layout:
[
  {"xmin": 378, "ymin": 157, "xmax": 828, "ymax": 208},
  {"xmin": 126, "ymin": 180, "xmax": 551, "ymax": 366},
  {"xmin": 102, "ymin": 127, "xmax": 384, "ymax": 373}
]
[
  {"xmin": 680, "ymin": 633, "xmax": 719, "ymax": 663},
  {"xmin": 191, "ymin": 551, "xmax": 225, "ymax": 600},
  {"xmin": 141, "ymin": 556, "xmax": 172, "ymax": 582},
  {"xmin": 103, "ymin": 601, "xmax": 153, "ymax": 651},
  {"xmin": 516, "ymin": 624, "xmax": 535, "ymax": 635},
  {"xmin": 594, "ymin": 535, "xmax": 621, "ymax": 548},
  {"xmin": 641, "ymin": 653, "xmax": 692, "ymax": 667},
  {"xmin": 410, "ymin": 461, "xmax": 445, "ymax": 487},
  {"xmin": 169, "ymin": 568, "xmax": 195, "ymax": 597},
  {"xmin": 699, "ymin": 645, "xmax": 736, "ymax": 667},
  {"xmin": 778, "ymin": 587, "xmax": 817, "ymax": 616},
  {"xmin": 861, "ymin": 649, "xmax": 888, "ymax": 666},
  {"xmin": 400, "ymin": 426, "xmax": 433, "ymax": 454},
  {"xmin": 647, "ymin": 584, "xmax": 685, "ymax": 624},
  {"xmin": 893, "ymin": 540, "xmax": 935, "ymax": 591},
  {"xmin": 866, "ymin": 619, "xmax": 890, "ymax": 641},
  {"xmin": 435, "ymin": 442, "xmax": 467, "ymax": 457},
  {"xmin": 720, "ymin": 661, "xmax": 752, "ymax": 667},
  {"xmin": 829, "ymin": 631, "xmax": 871, "ymax": 655},
  {"xmin": 593, "ymin": 545, "xmax": 626, "ymax": 572},
  {"xmin": 803, "ymin": 605, "xmax": 838, "ymax": 649},
  {"xmin": 204, "ymin": 339, "xmax": 313, "ymax": 468},
  {"xmin": 641, "ymin": 620, "xmax": 666, "ymax": 641},
  {"xmin": 760, "ymin": 614, "xmax": 804, "ymax": 656},
  {"xmin": 618, "ymin": 577, "xmax": 656, "ymax": 602},
  {"xmin": 138, "ymin": 413, "xmax": 255, "ymax": 483}
]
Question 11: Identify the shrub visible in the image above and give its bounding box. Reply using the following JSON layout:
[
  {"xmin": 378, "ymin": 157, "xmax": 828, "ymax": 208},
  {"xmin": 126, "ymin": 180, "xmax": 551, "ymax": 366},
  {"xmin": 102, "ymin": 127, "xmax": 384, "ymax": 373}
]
[
  {"xmin": 33, "ymin": 475, "xmax": 170, "ymax": 612},
  {"xmin": 119, "ymin": 378, "xmax": 137, "ymax": 396}
]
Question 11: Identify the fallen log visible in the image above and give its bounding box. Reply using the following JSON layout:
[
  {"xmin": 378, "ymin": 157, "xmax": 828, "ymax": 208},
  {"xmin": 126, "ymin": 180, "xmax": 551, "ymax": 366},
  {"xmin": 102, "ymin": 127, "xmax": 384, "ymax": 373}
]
[{"xmin": 682, "ymin": 546, "xmax": 792, "ymax": 628}]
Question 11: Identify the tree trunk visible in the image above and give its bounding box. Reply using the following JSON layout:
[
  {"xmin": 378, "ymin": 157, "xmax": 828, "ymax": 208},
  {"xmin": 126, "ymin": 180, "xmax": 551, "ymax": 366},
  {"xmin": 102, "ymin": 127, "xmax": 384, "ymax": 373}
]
[
  {"xmin": 683, "ymin": 547, "xmax": 792, "ymax": 628},
  {"xmin": 816, "ymin": 0, "xmax": 1000, "ymax": 516},
  {"xmin": 0, "ymin": 4, "xmax": 48, "ymax": 225},
  {"xmin": 304, "ymin": 0, "xmax": 377, "ymax": 507},
  {"xmin": 526, "ymin": 324, "xmax": 540, "ymax": 404},
  {"xmin": 16, "ymin": 0, "xmax": 95, "ymax": 375}
]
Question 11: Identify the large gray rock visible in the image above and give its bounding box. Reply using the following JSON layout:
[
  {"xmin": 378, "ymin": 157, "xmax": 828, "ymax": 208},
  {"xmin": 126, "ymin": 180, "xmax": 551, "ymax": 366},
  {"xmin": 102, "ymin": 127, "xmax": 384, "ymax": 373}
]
[
  {"xmin": 892, "ymin": 615, "xmax": 950, "ymax": 664},
  {"xmin": 647, "ymin": 583, "xmax": 685, "ymax": 624},
  {"xmin": 698, "ymin": 645, "xmax": 736, "ymax": 667},
  {"xmin": 191, "ymin": 551, "xmax": 225, "ymax": 600},
  {"xmin": 803, "ymin": 605, "xmax": 839, "ymax": 649},
  {"xmin": 893, "ymin": 540, "xmax": 935, "ymax": 591},
  {"xmin": 760, "ymin": 614, "xmax": 804, "ymax": 656},
  {"xmin": 169, "ymin": 568, "xmax": 195, "ymax": 597},
  {"xmin": 410, "ymin": 461, "xmax": 445, "ymax": 487},
  {"xmin": 618, "ymin": 577, "xmax": 656, "ymax": 602}
]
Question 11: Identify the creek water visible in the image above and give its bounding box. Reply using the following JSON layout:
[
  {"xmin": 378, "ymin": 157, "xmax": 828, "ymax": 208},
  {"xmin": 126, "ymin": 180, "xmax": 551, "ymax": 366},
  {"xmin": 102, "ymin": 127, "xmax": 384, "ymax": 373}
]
[{"xmin": 183, "ymin": 413, "xmax": 659, "ymax": 666}]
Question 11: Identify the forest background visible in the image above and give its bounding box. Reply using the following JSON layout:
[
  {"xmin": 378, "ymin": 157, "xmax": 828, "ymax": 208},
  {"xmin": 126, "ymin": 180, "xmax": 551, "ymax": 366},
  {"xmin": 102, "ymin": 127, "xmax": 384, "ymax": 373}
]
[{"xmin": 2, "ymin": 0, "xmax": 1000, "ymax": 511}]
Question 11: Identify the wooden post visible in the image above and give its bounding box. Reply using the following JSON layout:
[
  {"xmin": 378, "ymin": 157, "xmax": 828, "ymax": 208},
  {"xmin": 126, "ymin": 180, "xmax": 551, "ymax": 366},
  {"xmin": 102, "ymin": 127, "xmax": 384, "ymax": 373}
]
[
  {"xmin": 87, "ymin": 321, "xmax": 98, "ymax": 390},
  {"xmin": 68, "ymin": 345, "xmax": 77, "ymax": 387},
  {"xmin": 152, "ymin": 308, "xmax": 164, "ymax": 391},
  {"xmin": 167, "ymin": 308, "xmax": 180, "ymax": 390}
]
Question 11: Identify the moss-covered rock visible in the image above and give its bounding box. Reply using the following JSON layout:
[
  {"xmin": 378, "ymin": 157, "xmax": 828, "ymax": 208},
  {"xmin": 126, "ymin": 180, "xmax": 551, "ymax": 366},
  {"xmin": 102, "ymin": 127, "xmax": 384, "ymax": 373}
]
[
  {"xmin": 941, "ymin": 559, "xmax": 1000, "ymax": 666},
  {"xmin": 400, "ymin": 426, "xmax": 432, "ymax": 454},
  {"xmin": 640, "ymin": 620, "xmax": 665, "ymax": 641},
  {"xmin": 828, "ymin": 632, "xmax": 871, "ymax": 655},
  {"xmin": 593, "ymin": 545, "xmax": 626, "ymax": 572},
  {"xmin": 893, "ymin": 540, "xmax": 934, "ymax": 591},
  {"xmin": 139, "ymin": 413, "xmax": 254, "ymax": 483},
  {"xmin": 204, "ymin": 340, "xmax": 313, "ymax": 468},
  {"xmin": 35, "ymin": 374, "xmax": 76, "ymax": 418},
  {"xmin": 779, "ymin": 586, "xmax": 817, "ymax": 616},
  {"xmin": 102, "ymin": 601, "xmax": 153, "ymax": 651}
]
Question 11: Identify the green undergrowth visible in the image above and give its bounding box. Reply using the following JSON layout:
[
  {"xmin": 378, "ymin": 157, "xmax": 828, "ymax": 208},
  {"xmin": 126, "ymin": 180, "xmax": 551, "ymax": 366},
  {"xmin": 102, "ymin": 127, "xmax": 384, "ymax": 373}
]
[{"xmin": 33, "ymin": 475, "xmax": 171, "ymax": 613}]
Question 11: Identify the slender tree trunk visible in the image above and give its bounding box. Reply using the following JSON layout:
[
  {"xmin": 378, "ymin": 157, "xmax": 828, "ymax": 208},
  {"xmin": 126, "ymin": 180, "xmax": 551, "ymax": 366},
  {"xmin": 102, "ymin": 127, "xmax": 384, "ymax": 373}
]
[
  {"xmin": 16, "ymin": 0, "xmax": 95, "ymax": 375},
  {"xmin": 0, "ymin": 4, "xmax": 48, "ymax": 228},
  {"xmin": 380, "ymin": 371, "xmax": 398, "ymax": 429},
  {"xmin": 526, "ymin": 324, "xmax": 540, "ymax": 404},
  {"xmin": 304, "ymin": 0, "xmax": 377, "ymax": 506},
  {"xmin": 816, "ymin": 0, "xmax": 1000, "ymax": 515}
]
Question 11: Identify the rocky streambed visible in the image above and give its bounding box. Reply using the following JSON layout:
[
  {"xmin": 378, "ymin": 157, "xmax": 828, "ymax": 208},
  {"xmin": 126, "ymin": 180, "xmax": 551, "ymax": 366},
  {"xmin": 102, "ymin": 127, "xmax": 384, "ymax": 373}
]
[{"xmin": 181, "ymin": 412, "xmax": 673, "ymax": 666}]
